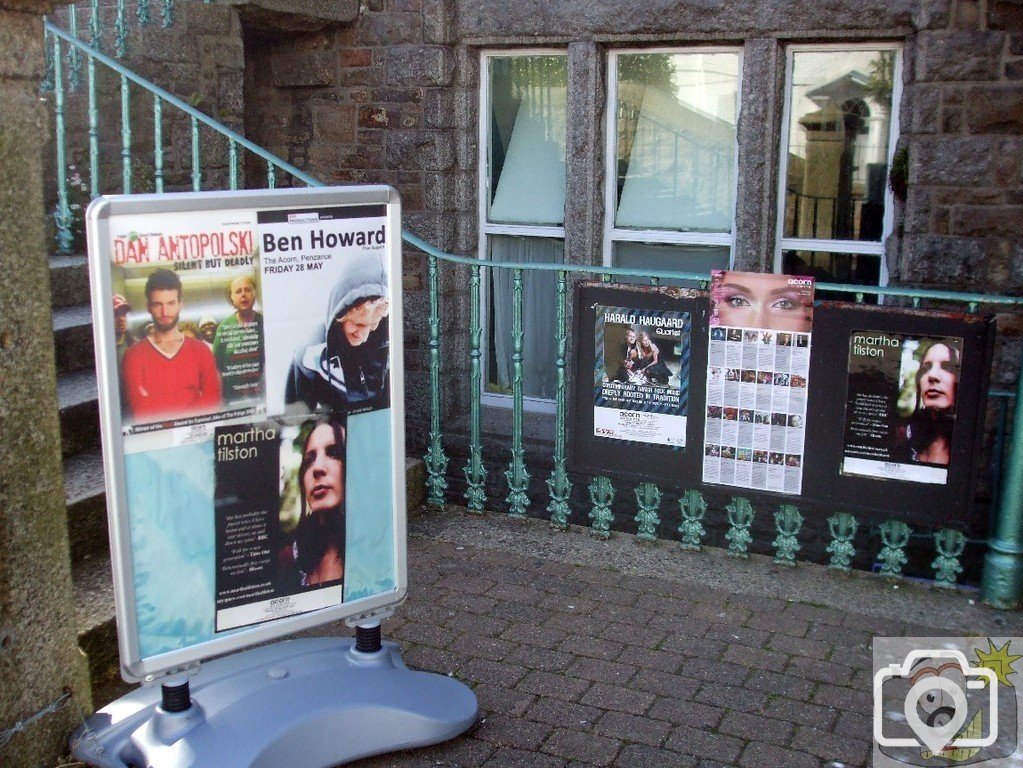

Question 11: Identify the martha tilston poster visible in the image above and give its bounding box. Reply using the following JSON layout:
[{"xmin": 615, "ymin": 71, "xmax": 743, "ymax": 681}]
[
  {"xmin": 593, "ymin": 305, "xmax": 691, "ymax": 447},
  {"xmin": 841, "ymin": 333, "xmax": 962, "ymax": 485},
  {"xmin": 703, "ymin": 270, "xmax": 814, "ymax": 495},
  {"xmin": 106, "ymin": 204, "xmax": 396, "ymax": 657}
]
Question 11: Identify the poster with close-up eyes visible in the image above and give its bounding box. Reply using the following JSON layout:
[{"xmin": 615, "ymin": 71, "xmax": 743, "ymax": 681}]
[
  {"xmin": 702, "ymin": 270, "xmax": 815, "ymax": 495},
  {"xmin": 841, "ymin": 333, "xmax": 963, "ymax": 485}
]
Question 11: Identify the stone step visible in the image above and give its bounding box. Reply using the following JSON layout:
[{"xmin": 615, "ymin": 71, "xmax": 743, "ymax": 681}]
[
  {"xmin": 53, "ymin": 303, "xmax": 95, "ymax": 376},
  {"xmin": 72, "ymin": 551, "xmax": 120, "ymax": 705},
  {"xmin": 58, "ymin": 368, "xmax": 99, "ymax": 457},
  {"xmin": 65, "ymin": 447, "xmax": 108, "ymax": 562},
  {"xmin": 50, "ymin": 253, "xmax": 91, "ymax": 309},
  {"xmin": 72, "ymin": 456, "xmax": 428, "ymax": 706}
]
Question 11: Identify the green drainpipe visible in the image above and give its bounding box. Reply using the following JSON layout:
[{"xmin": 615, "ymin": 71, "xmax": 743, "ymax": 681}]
[{"xmin": 981, "ymin": 368, "xmax": 1023, "ymax": 609}]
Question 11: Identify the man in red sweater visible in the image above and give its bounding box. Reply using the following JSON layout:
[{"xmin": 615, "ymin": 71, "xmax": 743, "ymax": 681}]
[{"xmin": 121, "ymin": 268, "xmax": 222, "ymax": 421}]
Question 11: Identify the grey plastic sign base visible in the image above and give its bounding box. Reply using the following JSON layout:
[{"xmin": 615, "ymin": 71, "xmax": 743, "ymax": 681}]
[{"xmin": 70, "ymin": 637, "xmax": 478, "ymax": 768}]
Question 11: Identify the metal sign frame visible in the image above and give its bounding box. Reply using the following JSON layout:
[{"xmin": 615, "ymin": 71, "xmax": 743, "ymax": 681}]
[{"xmin": 87, "ymin": 186, "xmax": 407, "ymax": 681}]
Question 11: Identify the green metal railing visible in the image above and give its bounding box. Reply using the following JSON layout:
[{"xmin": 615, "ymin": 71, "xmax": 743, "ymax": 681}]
[
  {"xmin": 403, "ymin": 238, "xmax": 1023, "ymax": 608},
  {"xmin": 42, "ymin": 12, "xmax": 1023, "ymax": 608},
  {"xmin": 42, "ymin": 20, "xmax": 318, "ymax": 257}
]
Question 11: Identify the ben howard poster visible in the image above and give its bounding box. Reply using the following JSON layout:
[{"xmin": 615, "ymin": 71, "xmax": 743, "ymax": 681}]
[
  {"xmin": 841, "ymin": 333, "xmax": 963, "ymax": 485},
  {"xmin": 593, "ymin": 305, "xmax": 691, "ymax": 447}
]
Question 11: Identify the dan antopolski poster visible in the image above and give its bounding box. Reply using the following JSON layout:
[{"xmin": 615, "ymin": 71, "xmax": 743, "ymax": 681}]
[
  {"xmin": 593, "ymin": 306, "xmax": 691, "ymax": 447},
  {"xmin": 108, "ymin": 208, "xmax": 264, "ymax": 437},
  {"xmin": 841, "ymin": 333, "xmax": 962, "ymax": 485}
]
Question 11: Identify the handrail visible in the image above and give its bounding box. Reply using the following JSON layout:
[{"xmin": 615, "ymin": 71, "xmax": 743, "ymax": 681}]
[
  {"xmin": 405, "ymin": 234, "xmax": 1023, "ymax": 307},
  {"xmin": 44, "ymin": 21, "xmax": 323, "ymax": 190}
]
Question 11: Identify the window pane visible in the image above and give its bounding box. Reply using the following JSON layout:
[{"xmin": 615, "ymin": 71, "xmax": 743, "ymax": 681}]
[
  {"xmin": 614, "ymin": 241, "xmax": 730, "ymax": 286},
  {"xmin": 487, "ymin": 235, "xmax": 564, "ymax": 399},
  {"xmin": 784, "ymin": 49, "xmax": 896, "ymax": 242},
  {"xmin": 488, "ymin": 56, "xmax": 568, "ymax": 226},
  {"xmin": 782, "ymin": 249, "xmax": 881, "ymax": 291},
  {"xmin": 614, "ymin": 52, "xmax": 739, "ymax": 233}
]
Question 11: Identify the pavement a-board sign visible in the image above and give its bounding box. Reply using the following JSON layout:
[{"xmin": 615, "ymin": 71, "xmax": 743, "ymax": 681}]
[{"xmin": 72, "ymin": 186, "xmax": 476, "ymax": 768}]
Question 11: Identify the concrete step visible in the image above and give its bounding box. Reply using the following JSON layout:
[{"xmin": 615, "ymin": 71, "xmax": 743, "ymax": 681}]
[
  {"xmin": 72, "ymin": 551, "xmax": 120, "ymax": 705},
  {"xmin": 58, "ymin": 367, "xmax": 99, "ymax": 457},
  {"xmin": 71, "ymin": 456, "xmax": 428, "ymax": 707},
  {"xmin": 53, "ymin": 303, "xmax": 95, "ymax": 376},
  {"xmin": 50, "ymin": 253, "xmax": 91, "ymax": 309},
  {"xmin": 65, "ymin": 447, "xmax": 108, "ymax": 562}
]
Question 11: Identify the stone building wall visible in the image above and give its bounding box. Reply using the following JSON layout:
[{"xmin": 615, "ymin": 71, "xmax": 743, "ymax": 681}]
[
  {"xmin": 43, "ymin": 0, "xmax": 1023, "ymax": 459},
  {"xmin": 237, "ymin": 0, "xmax": 1023, "ymax": 457}
]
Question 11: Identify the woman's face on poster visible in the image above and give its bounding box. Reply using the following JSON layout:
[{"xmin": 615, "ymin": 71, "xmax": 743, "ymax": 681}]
[
  {"xmin": 302, "ymin": 423, "xmax": 345, "ymax": 514},
  {"xmin": 917, "ymin": 343, "xmax": 958, "ymax": 411},
  {"xmin": 714, "ymin": 272, "xmax": 811, "ymax": 332},
  {"xmin": 640, "ymin": 332, "xmax": 652, "ymax": 350}
]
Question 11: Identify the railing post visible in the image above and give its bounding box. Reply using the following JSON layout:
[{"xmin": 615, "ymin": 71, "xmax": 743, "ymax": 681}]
[
  {"xmin": 463, "ymin": 262, "xmax": 487, "ymax": 512},
  {"xmin": 90, "ymin": 0, "xmax": 102, "ymax": 52},
  {"xmin": 190, "ymin": 115, "xmax": 201, "ymax": 191},
  {"xmin": 505, "ymin": 268, "xmax": 530, "ymax": 517},
  {"xmin": 120, "ymin": 73, "xmax": 132, "ymax": 193},
  {"xmin": 52, "ymin": 34, "xmax": 74, "ymax": 255},
  {"xmin": 423, "ymin": 254, "xmax": 449, "ymax": 507},
  {"xmin": 547, "ymin": 270, "xmax": 572, "ymax": 528},
  {"xmin": 981, "ymin": 366, "xmax": 1023, "ymax": 608},
  {"xmin": 87, "ymin": 57, "xmax": 99, "ymax": 197},
  {"xmin": 67, "ymin": 5, "xmax": 81, "ymax": 90},
  {"xmin": 153, "ymin": 95, "xmax": 164, "ymax": 193},
  {"xmin": 115, "ymin": 0, "xmax": 128, "ymax": 58}
]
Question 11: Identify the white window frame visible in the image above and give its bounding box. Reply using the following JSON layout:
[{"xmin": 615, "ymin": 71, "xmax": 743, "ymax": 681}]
[
  {"xmin": 774, "ymin": 42, "xmax": 903, "ymax": 286},
  {"xmin": 603, "ymin": 46, "xmax": 743, "ymax": 272},
  {"xmin": 478, "ymin": 49, "xmax": 567, "ymax": 414}
]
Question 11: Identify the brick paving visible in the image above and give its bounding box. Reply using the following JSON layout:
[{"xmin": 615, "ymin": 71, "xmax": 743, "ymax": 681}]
[{"xmin": 333, "ymin": 506, "xmax": 1023, "ymax": 768}]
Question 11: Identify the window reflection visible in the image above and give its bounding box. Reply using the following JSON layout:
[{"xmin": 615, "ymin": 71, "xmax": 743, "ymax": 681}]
[
  {"xmin": 488, "ymin": 56, "xmax": 568, "ymax": 226},
  {"xmin": 784, "ymin": 50, "xmax": 895, "ymax": 242},
  {"xmin": 615, "ymin": 52, "xmax": 739, "ymax": 234},
  {"xmin": 782, "ymin": 250, "xmax": 881, "ymax": 297}
]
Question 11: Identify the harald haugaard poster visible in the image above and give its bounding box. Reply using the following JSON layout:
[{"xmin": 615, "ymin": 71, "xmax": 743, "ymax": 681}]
[
  {"xmin": 842, "ymin": 333, "xmax": 962, "ymax": 485},
  {"xmin": 593, "ymin": 305, "xmax": 691, "ymax": 447},
  {"xmin": 702, "ymin": 270, "xmax": 814, "ymax": 495}
]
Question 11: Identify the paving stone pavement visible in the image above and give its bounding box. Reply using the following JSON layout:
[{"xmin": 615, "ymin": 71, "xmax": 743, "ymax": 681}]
[{"xmin": 336, "ymin": 506, "xmax": 1023, "ymax": 768}]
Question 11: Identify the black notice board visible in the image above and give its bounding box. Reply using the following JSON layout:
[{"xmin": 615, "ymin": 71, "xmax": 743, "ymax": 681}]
[
  {"xmin": 801, "ymin": 302, "xmax": 995, "ymax": 531},
  {"xmin": 570, "ymin": 282, "xmax": 710, "ymax": 487},
  {"xmin": 570, "ymin": 284, "xmax": 995, "ymax": 532}
]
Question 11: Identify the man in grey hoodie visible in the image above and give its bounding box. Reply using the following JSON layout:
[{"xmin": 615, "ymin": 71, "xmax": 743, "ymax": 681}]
[{"xmin": 285, "ymin": 251, "xmax": 390, "ymax": 415}]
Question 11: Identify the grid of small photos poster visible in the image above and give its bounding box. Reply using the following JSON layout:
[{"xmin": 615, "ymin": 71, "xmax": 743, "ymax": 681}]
[{"xmin": 703, "ymin": 327, "xmax": 811, "ymax": 494}]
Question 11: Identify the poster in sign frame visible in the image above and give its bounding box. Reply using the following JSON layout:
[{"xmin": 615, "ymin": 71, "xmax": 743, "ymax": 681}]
[{"xmin": 88, "ymin": 186, "xmax": 407, "ymax": 681}]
